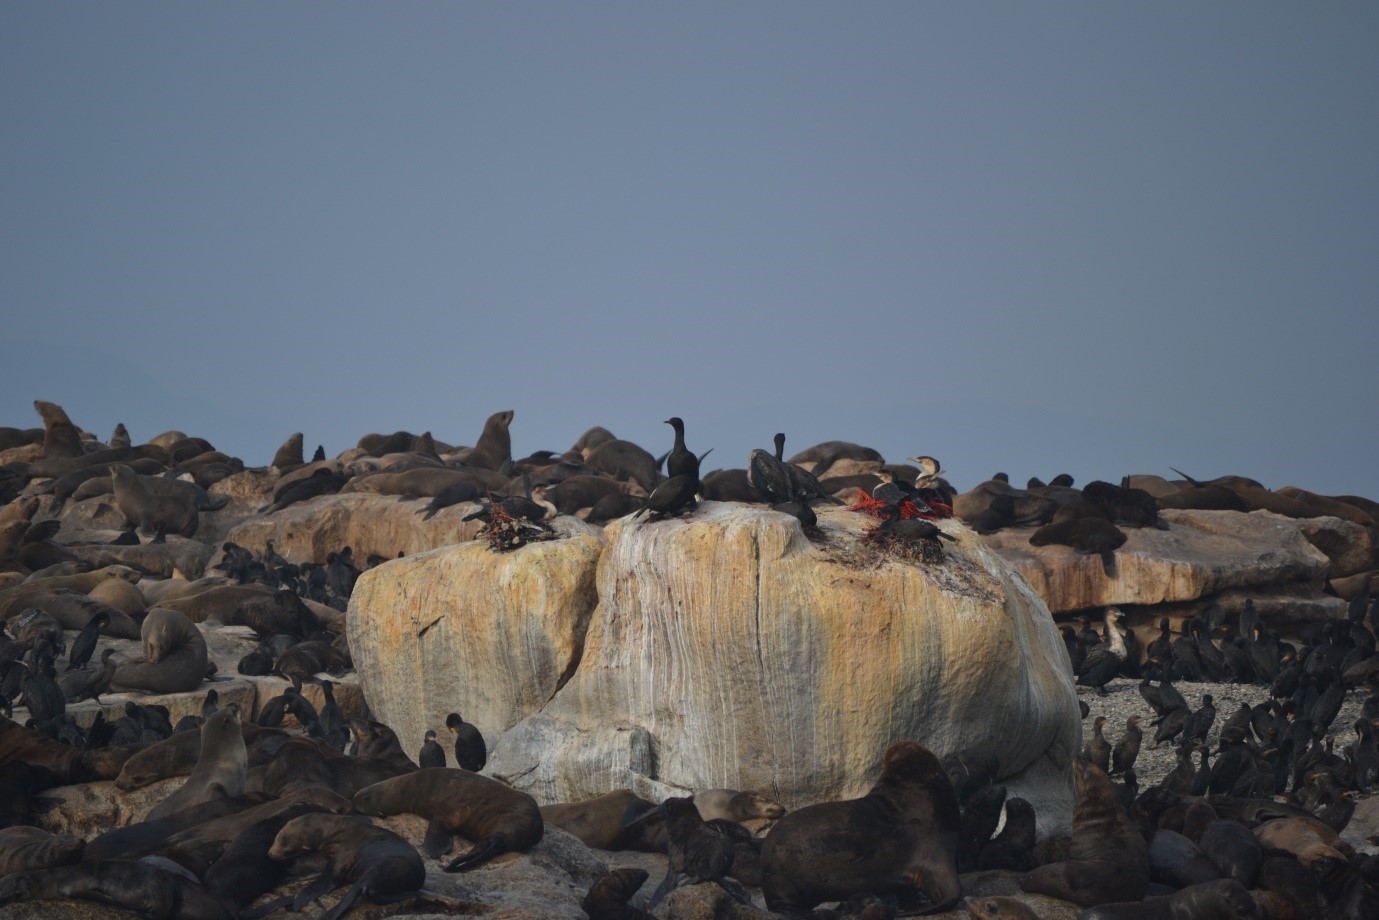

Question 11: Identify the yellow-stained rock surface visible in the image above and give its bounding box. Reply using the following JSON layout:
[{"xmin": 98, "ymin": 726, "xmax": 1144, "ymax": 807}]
[
  {"xmin": 224, "ymin": 491, "xmax": 486, "ymax": 564},
  {"xmin": 347, "ymin": 515, "xmax": 605, "ymax": 752},
  {"xmin": 485, "ymin": 503, "xmax": 1079, "ymax": 836},
  {"xmin": 981, "ymin": 509, "xmax": 1335, "ymax": 615}
]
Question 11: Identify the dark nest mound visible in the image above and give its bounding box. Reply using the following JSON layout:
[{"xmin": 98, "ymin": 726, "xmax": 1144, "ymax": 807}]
[
  {"xmin": 863, "ymin": 527, "xmax": 948, "ymax": 564},
  {"xmin": 480, "ymin": 506, "xmax": 560, "ymax": 551}
]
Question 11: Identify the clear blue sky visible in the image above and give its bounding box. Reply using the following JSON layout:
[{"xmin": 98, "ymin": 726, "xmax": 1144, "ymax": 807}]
[{"xmin": 3, "ymin": 3, "xmax": 1376, "ymax": 496}]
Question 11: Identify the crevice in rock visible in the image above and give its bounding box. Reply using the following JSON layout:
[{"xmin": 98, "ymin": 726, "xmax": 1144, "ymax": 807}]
[{"xmin": 416, "ymin": 613, "xmax": 445, "ymax": 641}]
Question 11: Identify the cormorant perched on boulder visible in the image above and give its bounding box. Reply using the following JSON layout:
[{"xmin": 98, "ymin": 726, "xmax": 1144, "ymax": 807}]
[
  {"xmin": 641, "ymin": 474, "xmax": 700, "ymax": 521},
  {"xmin": 447, "ymin": 712, "xmax": 487, "ymax": 772},
  {"xmin": 748, "ymin": 433, "xmax": 794, "ymax": 505},
  {"xmin": 664, "ymin": 417, "xmax": 700, "ymax": 481}
]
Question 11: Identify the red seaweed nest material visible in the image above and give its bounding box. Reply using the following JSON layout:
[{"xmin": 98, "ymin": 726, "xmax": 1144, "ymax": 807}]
[
  {"xmin": 481, "ymin": 506, "xmax": 557, "ymax": 551},
  {"xmin": 848, "ymin": 494, "xmax": 953, "ymax": 521}
]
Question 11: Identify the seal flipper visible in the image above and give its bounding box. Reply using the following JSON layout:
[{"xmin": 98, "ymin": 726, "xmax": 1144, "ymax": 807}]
[
  {"xmin": 291, "ymin": 872, "xmax": 339, "ymax": 912},
  {"xmin": 645, "ymin": 868, "xmax": 681, "ymax": 909},
  {"xmin": 1100, "ymin": 550, "xmax": 1117, "ymax": 578},
  {"xmin": 443, "ymin": 835, "xmax": 506, "ymax": 872},
  {"xmin": 422, "ymin": 817, "xmax": 454, "ymax": 858},
  {"xmin": 316, "ymin": 877, "xmax": 368, "ymax": 920}
]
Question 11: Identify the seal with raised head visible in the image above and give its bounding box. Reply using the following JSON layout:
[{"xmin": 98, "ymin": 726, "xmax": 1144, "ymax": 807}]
[
  {"xmin": 463, "ymin": 410, "xmax": 515, "ymax": 471},
  {"xmin": 352, "ymin": 767, "xmax": 543, "ymax": 871},
  {"xmin": 32, "ymin": 400, "xmax": 84, "ymax": 460},
  {"xmin": 110, "ymin": 463, "xmax": 199, "ymax": 537},
  {"xmin": 1020, "ymin": 759, "xmax": 1148, "ymax": 907},
  {"xmin": 145, "ymin": 703, "xmax": 247, "ymax": 821},
  {"xmin": 759, "ymin": 740, "xmax": 962, "ymax": 918},
  {"xmin": 113, "ymin": 606, "xmax": 208, "ymax": 694}
]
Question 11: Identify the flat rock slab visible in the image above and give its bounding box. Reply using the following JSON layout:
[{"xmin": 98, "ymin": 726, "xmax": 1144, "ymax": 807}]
[
  {"xmin": 982, "ymin": 509, "xmax": 1333, "ymax": 615},
  {"xmin": 224, "ymin": 491, "xmax": 487, "ymax": 564}
]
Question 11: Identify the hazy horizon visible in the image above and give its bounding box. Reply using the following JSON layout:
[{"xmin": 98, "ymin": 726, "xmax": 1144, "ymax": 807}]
[{"xmin": 4, "ymin": 3, "xmax": 1376, "ymax": 497}]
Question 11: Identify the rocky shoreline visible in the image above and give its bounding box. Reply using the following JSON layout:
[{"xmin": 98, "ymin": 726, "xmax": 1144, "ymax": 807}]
[{"xmin": 3, "ymin": 402, "xmax": 1378, "ymax": 918}]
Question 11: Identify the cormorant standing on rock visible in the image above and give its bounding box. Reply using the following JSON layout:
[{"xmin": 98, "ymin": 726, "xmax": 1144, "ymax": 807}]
[
  {"xmin": 641, "ymin": 474, "xmax": 700, "ymax": 521},
  {"xmin": 447, "ymin": 712, "xmax": 487, "ymax": 772},
  {"xmin": 664, "ymin": 418, "xmax": 699, "ymax": 481},
  {"xmin": 419, "ymin": 729, "xmax": 446, "ymax": 769},
  {"xmin": 748, "ymin": 434, "xmax": 794, "ymax": 505},
  {"xmin": 876, "ymin": 503, "xmax": 954, "ymax": 542},
  {"xmin": 65, "ymin": 610, "xmax": 108, "ymax": 672}
]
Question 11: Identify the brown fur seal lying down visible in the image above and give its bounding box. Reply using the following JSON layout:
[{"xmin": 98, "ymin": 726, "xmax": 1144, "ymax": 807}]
[
  {"xmin": 1077, "ymin": 878, "xmax": 1257, "ymax": 919},
  {"xmin": 264, "ymin": 813, "xmax": 426, "ymax": 919},
  {"xmin": 113, "ymin": 607, "xmax": 209, "ymax": 694},
  {"xmin": 0, "ymin": 859, "xmax": 233, "ymax": 920},
  {"xmin": 0, "ymin": 827, "xmax": 84, "ymax": 879},
  {"xmin": 539, "ymin": 789, "xmax": 666, "ymax": 851},
  {"xmin": 759, "ymin": 740, "xmax": 962, "ymax": 918},
  {"xmin": 1020, "ymin": 759, "xmax": 1148, "ymax": 908},
  {"xmin": 352, "ymin": 767, "xmax": 543, "ymax": 872}
]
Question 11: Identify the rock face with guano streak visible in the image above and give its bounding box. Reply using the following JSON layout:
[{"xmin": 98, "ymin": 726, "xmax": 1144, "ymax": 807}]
[
  {"xmin": 348, "ymin": 515, "xmax": 605, "ymax": 748},
  {"xmin": 469, "ymin": 503, "xmax": 1080, "ymax": 836}
]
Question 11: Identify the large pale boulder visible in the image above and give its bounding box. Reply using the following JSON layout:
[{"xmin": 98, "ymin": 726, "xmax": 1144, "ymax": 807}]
[
  {"xmin": 485, "ymin": 503, "xmax": 1079, "ymax": 836},
  {"xmin": 980, "ymin": 509, "xmax": 1333, "ymax": 615},
  {"xmin": 225, "ymin": 491, "xmax": 486, "ymax": 564},
  {"xmin": 348, "ymin": 516, "xmax": 605, "ymax": 749}
]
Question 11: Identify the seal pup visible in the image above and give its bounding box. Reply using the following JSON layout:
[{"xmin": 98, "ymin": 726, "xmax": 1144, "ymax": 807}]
[
  {"xmin": 641, "ymin": 796, "xmax": 745, "ymax": 908},
  {"xmin": 760, "ymin": 740, "xmax": 962, "ymax": 917},
  {"xmin": 351, "ymin": 767, "xmax": 543, "ymax": 871},
  {"xmin": 145, "ymin": 704, "xmax": 247, "ymax": 821}
]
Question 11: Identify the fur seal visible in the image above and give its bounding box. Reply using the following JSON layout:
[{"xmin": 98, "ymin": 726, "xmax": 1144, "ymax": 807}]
[
  {"xmin": 352, "ymin": 766, "xmax": 543, "ymax": 871},
  {"xmin": 144, "ymin": 704, "xmax": 247, "ymax": 821},
  {"xmin": 271, "ymin": 432, "xmax": 305, "ymax": 471},
  {"xmin": 0, "ymin": 859, "xmax": 232, "ymax": 920},
  {"xmin": 265, "ymin": 813, "xmax": 426, "ymax": 919},
  {"xmin": 199, "ymin": 803, "xmax": 333, "ymax": 910},
  {"xmin": 587, "ymin": 438, "xmax": 662, "ymax": 491},
  {"xmin": 1020, "ymin": 759, "xmax": 1148, "ymax": 908},
  {"xmin": 1077, "ymin": 878, "xmax": 1257, "ymax": 920},
  {"xmin": 693, "ymin": 788, "xmax": 786, "ymax": 823},
  {"xmin": 785, "ymin": 440, "xmax": 884, "ymax": 479},
  {"xmin": 759, "ymin": 740, "xmax": 962, "ymax": 917},
  {"xmin": 110, "ymin": 463, "xmax": 199, "ymax": 536},
  {"xmin": 0, "ymin": 826, "xmax": 84, "ymax": 879},
  {"xmin": 964, "ymin": 895, "xmax": 1040, "ymax": 920},
  {"xmin": 32, "ymin": 400, "xmax": 84, "ymax": 460},
  {"xmin": 539, "ymin": 789, "xmax": 666, "ymax": 851},
  {"xmin": 462, "ymin": 409, "xmax": 515, "ymax": 471},
  {"xmin": 113, "ymin": 607, "xmax": 209, "ymax": 694}
]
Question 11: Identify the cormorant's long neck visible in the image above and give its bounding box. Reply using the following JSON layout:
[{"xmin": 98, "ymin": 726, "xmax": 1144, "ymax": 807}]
[{"xmin": 1105, "ymin": 613, "xmax": 1126, "ymax": 658}]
